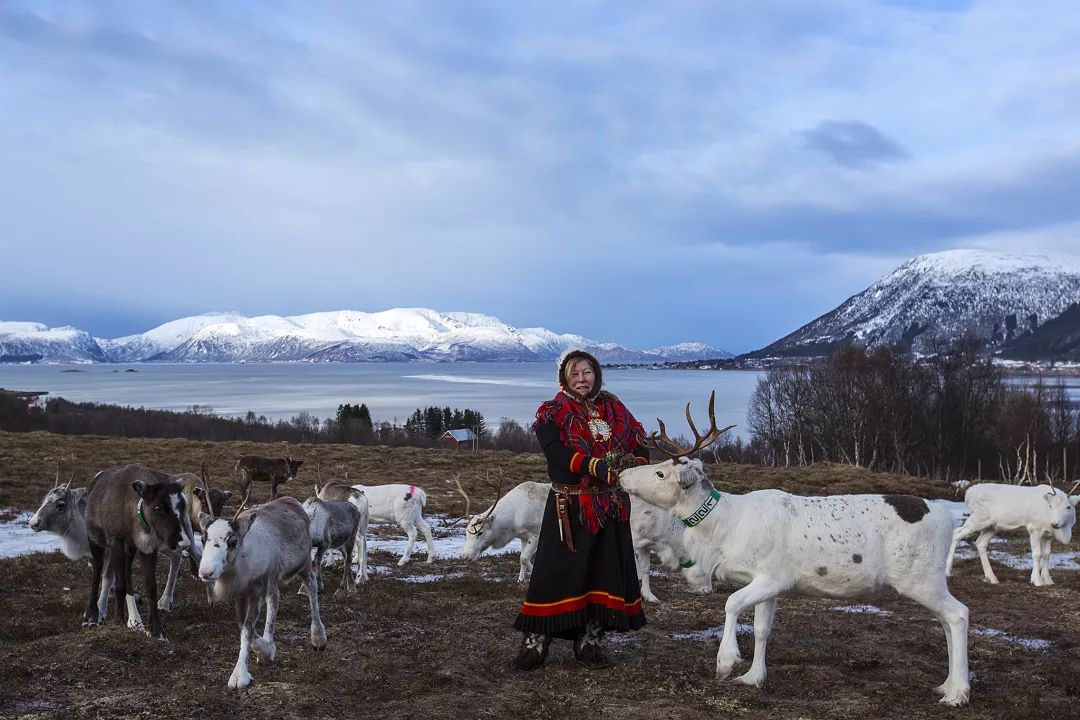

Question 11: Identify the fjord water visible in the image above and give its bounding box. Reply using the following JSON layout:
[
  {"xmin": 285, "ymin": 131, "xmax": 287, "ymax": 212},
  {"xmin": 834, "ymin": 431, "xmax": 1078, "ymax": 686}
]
[{"xmin": 0, "ymin": 363, "xmax": 763, "ymax": 437}]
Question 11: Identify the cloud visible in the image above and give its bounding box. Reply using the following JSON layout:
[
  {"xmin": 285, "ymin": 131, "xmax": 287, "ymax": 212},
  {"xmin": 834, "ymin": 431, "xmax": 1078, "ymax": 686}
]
[
  {"xmin": 1, "ymin": 1, "xmax": 1079, "ymax": 353},
  {"xmin": 800, "ymin": 120, "xmax": 908, "ymax": 168}
]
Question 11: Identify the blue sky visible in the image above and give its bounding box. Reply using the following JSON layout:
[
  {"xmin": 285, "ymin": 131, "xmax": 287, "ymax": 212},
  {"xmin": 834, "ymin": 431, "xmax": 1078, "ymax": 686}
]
[{"xmin": 2, "ymin": 1, "xmax": 1079, "ymax": 353}]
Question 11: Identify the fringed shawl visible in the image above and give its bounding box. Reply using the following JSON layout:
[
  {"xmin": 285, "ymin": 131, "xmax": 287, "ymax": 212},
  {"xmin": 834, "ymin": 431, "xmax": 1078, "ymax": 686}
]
[{"xmin": 534, "ymin": 390, "xmax": 645, "ymax": 532}]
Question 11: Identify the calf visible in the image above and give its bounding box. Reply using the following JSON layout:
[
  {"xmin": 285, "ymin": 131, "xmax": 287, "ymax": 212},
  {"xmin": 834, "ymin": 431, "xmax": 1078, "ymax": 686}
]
[
  {"xmin": 83, "ymin": 465, "xmax": 190, "ymax": 640},
  {"xmin": 235, "ymin": 455, "xmax": 303, "ymax": 501},
  {"xmin": 314, "ymin": 482, "xmax": 370, "ymax": 582},
  {"xmin": 198, "ymin": 495, "xmax": 327, "ymax": 689},
  {"xmin": 617, "ymin": 397, "xmax": 969, "ymax": 706},
  {"xmin": 30, "ymin": 480, "xmax": 111, "ymax": 619},
  {"xmin": 946, "ymin": 482, "xmax": 1079, "ymax": 586},
  {"xmin": 301, "ymin": 497, "xmax": 362, "ymax": 595}
]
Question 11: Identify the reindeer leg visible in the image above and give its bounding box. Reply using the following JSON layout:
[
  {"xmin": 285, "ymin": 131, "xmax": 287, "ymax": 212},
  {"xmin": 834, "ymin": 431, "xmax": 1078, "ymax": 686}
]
[
  {"xmin": 228, "ymin": 596, "xmax": 255, "ymax": 689},
  {"xmin": 341, "ymin": 542, "xmax": 355, "ymax": 594},
  {"xmin": 521, "ymin": 535, "xmax": 537, "ymax": 583},
  {"xmin": 733, "ymin": 598, "xmax": 777, "ymax": 688},
  {"xmin": 97, "ymin": 559, "xmax": 113, "ymax": 621},
  {"xmin": 144, "ymin": 551, "xmax": 165, "ymax": 640},
  {"xmin": 83, "ymin": 541, "xmax": 106, "ymax": 627},
  {"xmin": 635, "ymin": 545, "xmax": 660, "ymax": 603},
  {"xmin": 716, "ymin": 577, "xmax": 780, "ymax": 680},
  {"xmin": 894, "ymin": 578, "xmax": 970, "ymax": 706},
  {"xmin": 974, "ymin": 530, "xmax": 999, "ymax": 584},
  {"xmin": 1040, "ymin": 535, "xmax": 1054, "ymax": 585},
  {"xmin": 253, "ymin": 587, "xmax": 279, "ymax": 664},
  {"xmin": 399, "ymin": 521, "xmax": 417, "ymax": 566},
  {"xmin": 158, "ymin": 549, "xmax": 180, "ymax": 612},
  {"xmin": 355, "ymin": 527, "xmax": 369, "ymax": 584},
  {"xmin": 418, "ymin": 515, "xmax": 435, "ymax": 563},
  {"xmin": 304, "ymin": 566, "xmax": 328, "ymax": 650}
]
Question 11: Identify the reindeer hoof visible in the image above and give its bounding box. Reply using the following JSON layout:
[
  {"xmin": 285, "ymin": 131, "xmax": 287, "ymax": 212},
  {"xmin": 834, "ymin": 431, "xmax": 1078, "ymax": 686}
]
[{"xmin": 732, "ymin": 671, "xmax": 765, "ymax": 688}]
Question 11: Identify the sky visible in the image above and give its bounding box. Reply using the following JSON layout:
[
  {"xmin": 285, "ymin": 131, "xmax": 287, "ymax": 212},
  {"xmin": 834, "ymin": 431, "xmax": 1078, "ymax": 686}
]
[{"xmin": 2, "ymin": 1, "xmax": 1080, "ymax": 354}]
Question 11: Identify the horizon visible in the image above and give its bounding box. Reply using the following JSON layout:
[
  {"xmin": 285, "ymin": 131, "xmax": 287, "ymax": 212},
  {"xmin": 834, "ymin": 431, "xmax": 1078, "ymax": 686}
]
[{"xmin": 4, "ymin": 2, "xmax": 1080, "ymax": 352}]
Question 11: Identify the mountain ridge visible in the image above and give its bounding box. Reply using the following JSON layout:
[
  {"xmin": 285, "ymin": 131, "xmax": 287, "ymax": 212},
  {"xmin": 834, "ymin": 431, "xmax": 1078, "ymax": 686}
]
[{"xmin": 1, "ymin": 309, "xmax": 732, "ymax": 364}]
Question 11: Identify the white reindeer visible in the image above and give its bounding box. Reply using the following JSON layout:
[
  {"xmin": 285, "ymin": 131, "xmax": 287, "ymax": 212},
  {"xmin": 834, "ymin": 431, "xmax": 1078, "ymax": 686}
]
[
  {"xmin": 455, "ymin": 475, "xmax": 711, "ymax": 598},
  {"xmin": 348, "ymin": 480, "xmax": 434, "ymax": 565},
  {"xmin": 617, "ymin": 394, "xmax": 970, "ymax": 706},
  {"xmin": 946, "ymin": 482, "xmax": 1079, "ymax": 586},
  {"xmin": 456, "ymin": 476, "xmax": 543, "ymax": 583},
  {"xmin": 198, "ymin": 489, "xmax": 327, "ymax": 690},
  {"xmin": 630, "ymin": 497, "xmax": 713, "ymax": 602}
]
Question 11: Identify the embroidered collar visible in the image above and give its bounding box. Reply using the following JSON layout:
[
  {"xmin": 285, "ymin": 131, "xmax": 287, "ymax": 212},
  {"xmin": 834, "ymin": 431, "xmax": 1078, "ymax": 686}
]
[
  {"xmin": 136, "ymin": 499, "xmax": 150, "ymax": 532},
  {"xmin": 682, "ymin": 488, "xmax": 722, "ymax": 528}
]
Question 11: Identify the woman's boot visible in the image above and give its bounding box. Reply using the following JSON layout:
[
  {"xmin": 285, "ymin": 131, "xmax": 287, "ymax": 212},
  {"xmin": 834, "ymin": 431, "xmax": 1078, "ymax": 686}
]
[
  {"xmin": 512, "ymin": 632, "xmax": 551, "ymax": 671},
  {"xmin": 574, "ymin": 620, "xmax": 613, "ymax": 669}
]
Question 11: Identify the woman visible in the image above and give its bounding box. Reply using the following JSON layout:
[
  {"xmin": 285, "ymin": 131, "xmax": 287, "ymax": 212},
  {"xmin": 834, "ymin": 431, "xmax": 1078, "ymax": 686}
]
[{"xmin": 512, "ymin": 349, "xmax": 649, "ymax": 670}]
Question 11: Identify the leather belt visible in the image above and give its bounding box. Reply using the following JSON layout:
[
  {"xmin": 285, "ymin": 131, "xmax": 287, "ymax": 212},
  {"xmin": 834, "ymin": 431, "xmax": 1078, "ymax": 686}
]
[{"xmin": 551, "ymin": 480, "xmax": 618, "ymax": 552}]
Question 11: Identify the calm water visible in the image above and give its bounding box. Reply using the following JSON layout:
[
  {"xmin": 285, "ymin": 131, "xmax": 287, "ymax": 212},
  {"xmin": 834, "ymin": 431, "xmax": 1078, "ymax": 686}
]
[{"xmin": 0, "ymin": 363, "xmax": 764, "ymax": 438}]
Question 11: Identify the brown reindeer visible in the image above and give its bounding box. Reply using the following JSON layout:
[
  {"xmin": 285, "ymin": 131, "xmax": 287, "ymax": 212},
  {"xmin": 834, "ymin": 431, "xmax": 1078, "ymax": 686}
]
[
  {"xmin": 235, "ymin": 455, "xmax": 304, "ymax": 501},
  {"xmin": 83, "ymin": 465, "xmax": 190, "ymax": 640}
]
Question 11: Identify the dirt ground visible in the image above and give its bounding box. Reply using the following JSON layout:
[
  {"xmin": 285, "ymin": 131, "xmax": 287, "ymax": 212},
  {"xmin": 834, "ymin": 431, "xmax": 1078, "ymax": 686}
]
[{"xmin": 2, "ymin": 432, "xmax": 1079, "ymax": 720}]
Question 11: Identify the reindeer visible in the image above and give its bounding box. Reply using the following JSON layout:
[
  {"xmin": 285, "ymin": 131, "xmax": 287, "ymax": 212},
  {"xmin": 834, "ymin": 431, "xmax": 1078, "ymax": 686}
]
[
  {"xmin": 198, "ymin": 485, "xmax": 327, "ymax": 690},
  {"xmin": 946, "ymin": 479, "xmax": 1080, "ymax": 586},
  {"xmin": 452, "ymin": 472, "xmax": 540, "ymax": 582},
  {"xmin": 344, "ymin": 477, "xmax": 434, "ymax": 565},
  {"xmin": 314, "ymin": 479, "xmax": 370, "ymax": 582},
  {"xmin": 301, "ymin": 496, "xmax": 362, "ymax": 595},
  {"xmin": 617, "ymin": 393, "xmax": 970, "ymax": 706},
  {"xmin": 83, "ymin": 465, "xmax": 191, "ymax": 641},
  {"xmin": 235, "ymin": 451, "xmax": 303, "ymax": 501},
  {"xmin": 454, "ymin": 474, "xmax": 711, "ymax": 597}
]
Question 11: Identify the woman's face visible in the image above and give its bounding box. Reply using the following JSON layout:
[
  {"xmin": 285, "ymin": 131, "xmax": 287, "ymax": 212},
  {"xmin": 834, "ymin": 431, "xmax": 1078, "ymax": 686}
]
[{"xmin": 568, "ymin": 359, "xmax": 596, "ymax": 397}]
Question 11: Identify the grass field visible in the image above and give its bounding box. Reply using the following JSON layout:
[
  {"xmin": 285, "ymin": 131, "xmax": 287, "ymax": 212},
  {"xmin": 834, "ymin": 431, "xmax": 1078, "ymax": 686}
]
[{"xmin": 2, "ymin": 432, "xmax": 1078, "ymax": 720}]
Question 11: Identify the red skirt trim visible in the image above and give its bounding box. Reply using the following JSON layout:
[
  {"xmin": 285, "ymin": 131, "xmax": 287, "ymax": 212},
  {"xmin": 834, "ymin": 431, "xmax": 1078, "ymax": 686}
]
[{"xmin": 519, "ymin": 590, "xmax": 643, "ymax": 618}]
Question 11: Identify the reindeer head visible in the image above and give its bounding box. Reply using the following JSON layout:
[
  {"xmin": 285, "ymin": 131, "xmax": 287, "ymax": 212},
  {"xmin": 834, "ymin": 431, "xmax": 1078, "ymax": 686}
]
[
  {"xmin": 199, "ymin": 488, "xmax": 255, "ymax": 582},
  {"xmin": 29, "ymin": 485, "xmax": 85, "ymax": 533},
  {"xmin": 287, "ymin": 459, "xmax": 304, "ymax": 479},
  {"xmin": 618, "ymin": 392, "xmax": 732, "ymax": 512},
  {"xmin": 1044, "ymin": 481, "xmax": 1079, "ymax": 544},
  {"xmin": 132, "ymin": 479, "xmax": 189, "ymax": 551}
]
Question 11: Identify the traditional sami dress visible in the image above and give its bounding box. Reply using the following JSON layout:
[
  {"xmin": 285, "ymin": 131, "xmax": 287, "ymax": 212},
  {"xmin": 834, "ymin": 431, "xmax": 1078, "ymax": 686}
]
[{"xmin": 513, "ymin": 390, "xmax": 648, "ymax": 639}]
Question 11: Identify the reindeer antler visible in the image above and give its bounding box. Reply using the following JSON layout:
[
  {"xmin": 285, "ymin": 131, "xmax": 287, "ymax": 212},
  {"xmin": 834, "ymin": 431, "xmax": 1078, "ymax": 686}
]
[
  {"xmin": 66, "ymin": 452, "xmax": 76, "ymax": 487},
  {"xmin": 233, "ymin": 489, "xmax": 251, "ymax": 521},
  {"xmin": 444, "ymin": 474, "xmax": 471, "ymax": 529},
  {"xmin": 640, "ymin": 391, "xmax": 735, "ymax": 461},
  {"xmin": 200, "ymin": 463, "xmax": 216, "ymax": 522},
  {"xmin": 468, "ymin": 470, "xmax": 506, "ymax": 535}
]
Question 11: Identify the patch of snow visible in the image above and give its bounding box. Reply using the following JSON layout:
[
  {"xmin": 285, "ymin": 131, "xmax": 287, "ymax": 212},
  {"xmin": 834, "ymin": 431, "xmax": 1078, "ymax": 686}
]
[
  {"xmin": 671, "ymin": 624, "xmax": 755, "ymax": 641},
  {"xmin": 972, "ymin": 626, "xmax": 1051, "ymax": 651},
  {"xmin": 398, "ymin": 572, "xmax": 466, "ymax": 584},
  {"xmin": 833, "ymin": 604, "xmax": 894, "ymax": 616},
  {"xmin": 0, "ymin": 512, "xmax": 61, "ymax": 559}
]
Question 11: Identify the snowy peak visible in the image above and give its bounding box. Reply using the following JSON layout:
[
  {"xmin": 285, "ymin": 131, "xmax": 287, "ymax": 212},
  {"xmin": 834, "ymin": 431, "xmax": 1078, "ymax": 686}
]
[
  {"xmin": 0, "ymin": 321, "xmax": 107, "ymax": 363},
  {"xmin": 751, "ymin": 249, "xmax": 1080, "ymax": 359},
  {"xmin": 2, "ymin": 309, "xmax": 731, "ymax": 364}
]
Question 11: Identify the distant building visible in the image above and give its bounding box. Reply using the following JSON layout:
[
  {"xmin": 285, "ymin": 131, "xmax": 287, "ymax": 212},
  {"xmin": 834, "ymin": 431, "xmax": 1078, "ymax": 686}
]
[
  {"xmin": 441, "ymin": 428, "xmax": 478, "ymax": 450},
  {"xmin": 0, "ymin": 389, "xmax": 49, "ymax": 410}
]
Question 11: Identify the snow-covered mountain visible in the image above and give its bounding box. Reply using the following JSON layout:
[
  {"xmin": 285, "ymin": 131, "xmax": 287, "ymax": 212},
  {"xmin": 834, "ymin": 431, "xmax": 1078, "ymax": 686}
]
[
  {"xmin": 2, "ymin": 309, "xmax": 730, "ymax": 364},
  {"xmin": 0, "ymin": 322, "xmax": 108, "ymax": 363},
  {"xmin": 749, "ymin": 249, "xmax": 1080, "ymax": 358}
]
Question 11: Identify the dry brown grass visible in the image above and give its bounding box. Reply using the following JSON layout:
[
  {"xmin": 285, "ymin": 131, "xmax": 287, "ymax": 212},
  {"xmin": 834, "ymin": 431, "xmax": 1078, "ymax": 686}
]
[{"xmin": 2, "ymin": 432, "xmax": 1078, "ymax": 720}]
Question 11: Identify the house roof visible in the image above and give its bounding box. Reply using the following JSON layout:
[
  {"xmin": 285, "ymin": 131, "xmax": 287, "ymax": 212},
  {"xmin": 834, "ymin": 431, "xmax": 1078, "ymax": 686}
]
[{"xmin": 442, "ymin": 428, "xmax": 477, "ymax": 442}]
